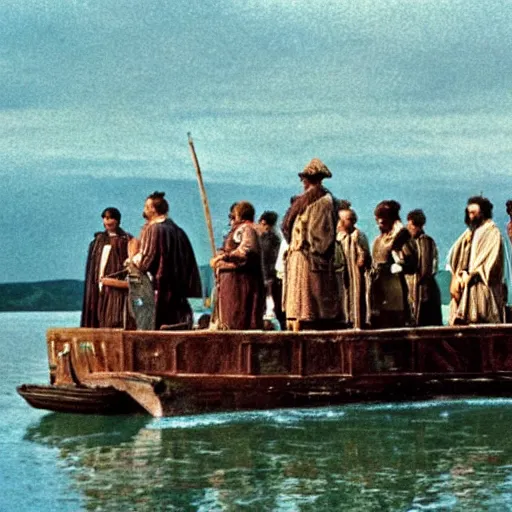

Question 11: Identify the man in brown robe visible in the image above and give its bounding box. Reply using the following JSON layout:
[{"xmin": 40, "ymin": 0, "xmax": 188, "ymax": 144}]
[
  {"xmin": 211, "ymin": 201, "xmax": 265, "ymax": 330},
  {"xmin": 281, "ymin": 158, "xmax": 339, "ymax": 331},
  {"xmin": 334, "ymin": 205, "xmax": 371, "ymax": 329},
  {"xmin": 133, "ymin": 191, "xmax": 202, "ymax": 330},
  {"xmin": 406, "ymin": 209, "xmax": 443, "ymax": 326},
  {"xmin": 369, "ymin": 200, "xmax": 418, "ymax": 329},
  {"xmin": 81, "ymin": 207, "xmax": 133, "ymax": 328},
  {"xmin": 449, "ymin": 196, "xmax": 505, "ymax": 325}
]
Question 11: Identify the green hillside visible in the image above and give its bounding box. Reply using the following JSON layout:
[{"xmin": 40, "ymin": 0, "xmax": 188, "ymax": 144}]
[
  {"xmin": 0, "ymin": 280, "xmax": 84, "ymax": 311},
  {"xmin": 0, "ymin": 266, "xmax": 215, "ymax": 312},
  {"xmin": 0, "ymin": 268, "xmax": 451, "ymax": 312}
]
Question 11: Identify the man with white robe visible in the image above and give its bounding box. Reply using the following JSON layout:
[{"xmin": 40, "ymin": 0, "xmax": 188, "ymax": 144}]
[
  {"xmin": 449, "ymin": 196, "xmax": 505, "ymax": 325},
  {"xmin": 334, "ymin": 206, "xmax": 371, "ymax": 329}
]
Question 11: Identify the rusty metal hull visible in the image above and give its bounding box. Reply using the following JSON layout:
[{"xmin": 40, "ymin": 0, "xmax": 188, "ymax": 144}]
[{"xmin": 17, "ymin": 324, "xmax": 512, "ymax": 416}]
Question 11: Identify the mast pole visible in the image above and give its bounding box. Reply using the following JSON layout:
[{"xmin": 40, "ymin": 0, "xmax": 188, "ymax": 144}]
[{"xmin": 187, "ymin": 132, "xmax": 216, "ymax": 258}]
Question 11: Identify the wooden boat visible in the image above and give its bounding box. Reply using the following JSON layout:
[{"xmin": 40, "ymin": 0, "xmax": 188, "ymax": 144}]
[{"xmin": 17, "ymin": 323, "xmax": 512, "ymax": 417}]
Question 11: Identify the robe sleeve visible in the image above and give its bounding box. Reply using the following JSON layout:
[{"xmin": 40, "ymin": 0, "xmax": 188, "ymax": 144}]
[
  {"xmin": 81, "ymin": 234, "xmax": 103, "ymax": 327},
  {"xmin": 217, "ymin": 225, "xmax": 259, "ymax": 270},
  {"xmin": 137, "ymin": 224, "xmax": 159, "ymax": 275},
  {"xmin": 356, "ymin": 231, "xmax": 372, "ymax": 269},
  {"xmin": 308, "ymin": 195, "xmax": 335, "ymax": 256},
  {"xmin": 470, "ymin": 226, "xmax": 503, "ymax": 287},
  {"xmin": 397, "ymin": 231, "xmax": 418, "ymax": 275},
  {"xmin": 417, "ymin": 236, "xmax": 436, "ymax": 284}
]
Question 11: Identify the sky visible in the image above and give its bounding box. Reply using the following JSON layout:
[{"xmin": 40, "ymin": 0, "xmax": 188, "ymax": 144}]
[
  {"xmin": 2, "ymin": 0, "xmax": 511, "ymax": 187},
  {"xmin": 1, "ymin": 1, "xmax": 512, "ymax": 282}
]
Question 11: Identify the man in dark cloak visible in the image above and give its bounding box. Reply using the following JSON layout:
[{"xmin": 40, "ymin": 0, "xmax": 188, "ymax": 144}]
[
  {"xmin": 133, "ymin": 191, "xmax": 202, "ymax": 330},
  {"xmin": 81, "ymin": 207, "xmax": 133, "ymax": 328},
  {"xmin": 369, "ymin": 200, "xmax": 418, "ymax": 329}
]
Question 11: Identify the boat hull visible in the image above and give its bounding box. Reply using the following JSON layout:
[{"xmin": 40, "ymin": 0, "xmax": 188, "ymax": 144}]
[
  {"xmin": 17, "ymin": 323, "xmax": 512, "ymax": 416},
  {"xmin": 17, "ymin": 384, "xmax": 145, "ymax": 415}
]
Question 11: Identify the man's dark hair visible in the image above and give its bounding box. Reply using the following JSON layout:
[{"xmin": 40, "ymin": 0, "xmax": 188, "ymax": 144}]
[
  {"xmin": 234, "ymin": 201, "xmax": 255, "ymax": 222},
  {"xmin": 467, "ymin": 196, "xmax": 493, "ymax": 220},
  {"xmin": 506, "ymin": 200, "xmax": 512, "ymax": 212},
  {"xmin": 101, "ymin": 207, "xmax": 121, "ymax": 223},
  {"xmin": 336, "ymin": 199, "xmax": 352, "ymax": 211},
  {"xmin": 259, "ymin": 211, "xmax": 278, "ymax": 227},
  {"xmin": 407, "ymin": 209, "xmax": 426, "ymax": 228},
  {"xmin": 347, "ymin": 208, "xmax": 358, "ymax": 224},
  {"xmin": 374, "ymin": 200, "xmax": 401, "ymax": 222},
  {"xmin": 148, "ymin": 191, "xmax": 169, "ymax": 215}
]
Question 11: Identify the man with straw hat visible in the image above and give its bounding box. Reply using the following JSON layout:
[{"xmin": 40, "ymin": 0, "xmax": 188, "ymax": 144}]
[{"xmin": 281, "ymin": 158, "xmax": 340, "ymax": 331}]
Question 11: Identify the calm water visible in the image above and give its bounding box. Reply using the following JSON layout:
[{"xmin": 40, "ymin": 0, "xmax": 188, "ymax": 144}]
[{"xmin": 2, "ymin": 312, "xmax": 512, "ymax": 511}]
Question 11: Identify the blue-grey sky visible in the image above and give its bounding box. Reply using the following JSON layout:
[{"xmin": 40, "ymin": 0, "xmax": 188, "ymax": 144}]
[{"xmin": 2, "ymin": 0, "xmax": 511, "ymax": 187}]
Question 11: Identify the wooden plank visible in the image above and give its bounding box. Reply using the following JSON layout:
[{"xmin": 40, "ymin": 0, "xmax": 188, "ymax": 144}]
[{"xmin": 79, "ymin": 372, "xmax": 164, "ymax": 418}]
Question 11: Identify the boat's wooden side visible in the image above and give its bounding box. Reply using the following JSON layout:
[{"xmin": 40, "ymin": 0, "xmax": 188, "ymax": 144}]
[
  {"xmin": 25, "ymin": 324, "xmax": 512, "ymax": 416},
  {"xmin": 46, "ymin": 324, "xmax": 512, "ymax": 379}
]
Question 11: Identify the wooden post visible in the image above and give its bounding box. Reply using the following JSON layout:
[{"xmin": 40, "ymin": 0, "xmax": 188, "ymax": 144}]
[{"xmin": 187, "ymin": 133, "xmax": 216, "ymax": 258}]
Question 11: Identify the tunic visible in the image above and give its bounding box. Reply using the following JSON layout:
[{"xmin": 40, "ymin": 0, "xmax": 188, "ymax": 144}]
[
  {"xmin": 334, "ymin": 228, "xmax": 371, "ymax": 328},
  {"xmin": 81, "ymin": 228, "xmax": 133, "ymax": 328},
  {"xmin": 283, "ymin": 192, "xmax": 339, "ymax": 323},
  {"xmin": 369, "ymin": 223, "xmax": 418, "ymax": 328},
  {"xmin": 449, "ymin": 220, "xmax": 505, "ymax": 325},
  {"xmin": 259, "ymin": 229, "xmax": 285, "ymax": 327},
  {"xmin": 216, "ymin": 222, "xmax": 265, "ymax": 330},
  {"xmin": 406, "ymin": 232, "xmax": 443, "ymax": 326},
  {"xmin": 138, "ymin": 218, "xmax": 202, "ymax": 330}
]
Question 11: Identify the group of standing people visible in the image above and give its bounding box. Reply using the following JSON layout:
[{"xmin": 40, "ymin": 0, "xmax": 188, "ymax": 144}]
[
  {"xmin": 81, "ymin": 191, "xmax": 202, "ymax": 330},
  {"xmin": 81, "ymin": 165, "xmax": 510, "ymax": 332},
  {"xmin": 278, "ymin": 158, "xmax": 446, "ymax": 331},
  {"xmin": 211, "ymin": 158, "xmax": 509, "ymax": 331}
]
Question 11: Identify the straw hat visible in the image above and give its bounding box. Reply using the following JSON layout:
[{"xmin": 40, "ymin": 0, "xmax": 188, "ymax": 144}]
[{"xmin": 298, "ymin": 158, "xmax": 332, "ymax": 179}]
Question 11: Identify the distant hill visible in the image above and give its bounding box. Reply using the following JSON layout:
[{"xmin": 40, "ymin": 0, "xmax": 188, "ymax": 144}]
[
  {"xmin": 1, "ymin": 174, "xmax": 510, "ymax": 284},
  {"xmin": 0, "ymin": 269, "xmax": 452, "ymax": 312},
  {"xmin": 0, "ymin": 280, "xmax": 84, "ymax": 312}
]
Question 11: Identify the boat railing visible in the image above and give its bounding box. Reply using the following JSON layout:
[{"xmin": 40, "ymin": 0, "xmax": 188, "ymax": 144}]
[{"xmin": 46, "ymin": 325, "xmax": 512, "ymax": 385}]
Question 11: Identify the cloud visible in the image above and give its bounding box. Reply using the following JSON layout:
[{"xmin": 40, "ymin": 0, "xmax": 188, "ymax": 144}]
[{"xmin": 0, "ymin": 0, "xmax": 510, "ymax": 187}]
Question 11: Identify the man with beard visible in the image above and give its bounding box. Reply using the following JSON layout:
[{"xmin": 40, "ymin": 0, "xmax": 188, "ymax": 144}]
[
  {"xmin": 81, "ymin": 207, "xmax": 133, "ymax": 328},
  {"xmin": 281, "ymin": 158, "xmax": 339, "ymax": 331},
  {"xmin": 369, "ymin": 200, "xmax": 418, "ymax": 329},
  {"xmin": 449, "ymin": 196, "xmax": 505, "ymax": 325},
  {"xmin": 406, "ymin": 209, "xmax": 443, "ymax": 326},
  {"xmin": 132, "ymin": 191, "xmax": 202, "ymax": 330},
  {"xmin": 334, "ymin": 204, "xmax": 372, "ymax": 329}
]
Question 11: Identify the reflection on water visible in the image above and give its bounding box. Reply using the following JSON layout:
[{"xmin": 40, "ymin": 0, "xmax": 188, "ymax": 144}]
[{"xmin": 25, "ymin": 400, "xmax": 512, "ymax": 511}]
